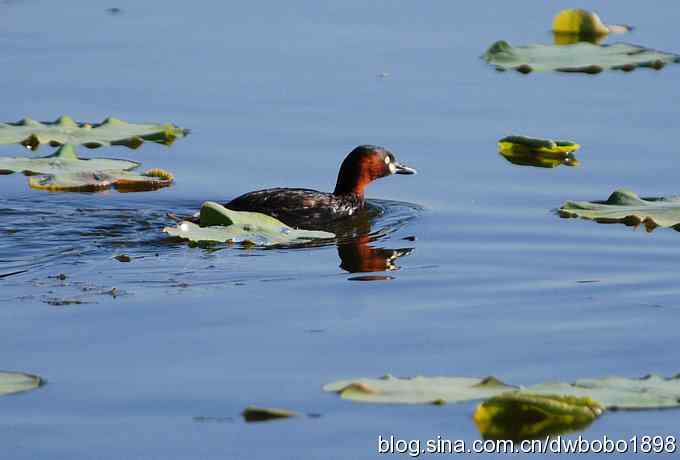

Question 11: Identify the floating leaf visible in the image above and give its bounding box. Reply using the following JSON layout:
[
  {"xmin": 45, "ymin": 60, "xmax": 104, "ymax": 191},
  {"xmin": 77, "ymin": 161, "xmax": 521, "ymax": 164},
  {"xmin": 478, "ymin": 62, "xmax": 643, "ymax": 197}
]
[
  {"xmin": 0, "ymin": 144, "xmax": 138, "ymax": 175},
  {"xmin": 0, "ymin": 116, "xmax": 188, "ymax": 150},
  {"xmin": 322, "ymin": 375, "xmax": 516, "ymax": 404},
  {"xmin": 552, "ymin": 9, "xmax": 631, "ymax": 45},
  {"xmin": 0, "ymin": 144, "xmax": 173, "ymax": 192},
  {"xmin": 0, "ymin": 371, "xmax": 44, "ymax": 396},
  {"xmin": 484, "ymin": 41, "xmax": 679, "ymax": 74},
  {"xmin": 559, "ymin": 189, "xmax": 680, "ymax": 232},
  {"xmin": 163, "ymin": 201, "xmax": 334, "ymax": 246},
  {"xmin": 498, "ymin": 135, "xmax": 580, "ymax": 168},
  {"xmin": 474, "ymin": 393, "xmax": 603, "ymax": 441},
  {"xmin": 526, "ymin": 374, "xmax": 680, "ymax": 410},
  {"xmin": 242, "ymin": 406, "xmax": 297, "ymax": 422}
]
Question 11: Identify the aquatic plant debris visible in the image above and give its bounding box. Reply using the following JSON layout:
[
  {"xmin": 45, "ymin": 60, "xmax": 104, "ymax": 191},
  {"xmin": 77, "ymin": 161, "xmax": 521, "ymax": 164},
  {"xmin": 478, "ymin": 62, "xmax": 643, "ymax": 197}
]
[
  {"xmin": 163, "ymin": 201, "xmax": 335, "ymax": 246},
  {"xmin": 325, "ymin": 373, "xmax": 680, "ymax": 409},
  {"xmin": 0, "ymin": 371, "xmax": 44, "ymax": 396},
  {"xmin": 474, "ymin": 393, "xmax": 603, "ymax": 441},
  {"xmin": 498, "ymin": 135, "xmax": 580, "ymax": 168},
  {"xmin": 484, "ymin": 41, "xmax": 679, "ymax": 74},
  {"xmin": 552, "ymin": 9, "xmax": 631, "ymax": 39},
  {"xmin": 242, "ymin": 406, "xmax": 297, "ymax": 422},
  {"xmin": 322, "ymin": 375, "xmax": 516, "ymax": 404},
  {"xmin": 0, "ymin": 116, "xmax": 188, "ymax": 150},
  {"xmin": 559, "ymin": 189, "xmax": 680, "ymax": 232},
  {"xmin": 0, "ymin": 144, "xmax": 174, "ymax": 192}
]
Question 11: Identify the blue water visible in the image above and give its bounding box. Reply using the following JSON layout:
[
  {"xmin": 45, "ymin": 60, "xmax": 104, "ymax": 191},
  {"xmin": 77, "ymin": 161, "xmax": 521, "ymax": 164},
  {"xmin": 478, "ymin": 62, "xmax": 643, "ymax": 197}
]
[{"xmin": 1, "ymin": 0, "xmax": 680, "ymax": 458}]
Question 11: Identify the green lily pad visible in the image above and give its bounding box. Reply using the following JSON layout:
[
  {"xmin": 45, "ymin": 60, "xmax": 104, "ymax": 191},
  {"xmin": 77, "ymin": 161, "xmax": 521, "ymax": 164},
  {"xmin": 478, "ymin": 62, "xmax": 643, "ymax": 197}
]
[
  {"xmin": 0, "ymin": 371, "xmax": 44, "ymax": 396},
  {"xmin": 0, "ymin": 144, "xmax": 174, "ymax": 192},
  {"xmin": 484, "ymin": 40, "xmax": 679, "ymax": 74},
  {"xmin": 552, "ymin": 9, "xmax": 631, "ymax": 40},
  {"xmin": 559, "ymin": 189, "xmax": 680, "ymax": 232},
  {"xmin": 325, "ymin": 373, "xmax": 680, "ymax": 410},
  {"xmin": 163, "ymin": 201, "xmax": 334, "ymax": 246},
  {"xmin": 498, "ymin": 135, "xmax": 580, "ymax": 168},
  {"xmin": 322, "ymin": 375, "xmax": 516, "ymax": 404},
  {"xmin": 0, "ymin": 116, "xmax": 188, "ymax": 150},
  {"xmin": 242, "ymin": 406, "xmax": 297, "ymax": 422},
  {"xmin": 0, "ymin": 144, "xmax": 138, "ymax": 175},
  {"xmin": 526, "ymin": 374, "xmax": 680, "ymax": 410},
  {"xmin": 474, "ymin": 393, "xmax": 603, "ymax": 441}
]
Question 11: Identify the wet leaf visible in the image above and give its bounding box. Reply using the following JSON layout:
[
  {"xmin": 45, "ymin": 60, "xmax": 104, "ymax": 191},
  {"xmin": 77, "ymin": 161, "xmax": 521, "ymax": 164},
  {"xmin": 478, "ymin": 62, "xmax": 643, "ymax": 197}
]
[
  {"xmin": 242, "ymin": 406, "xmax": 297, "ymax": 422},
  {"xmin": 474, "ymin": 393, "xmax": 603, "ymax": 441},
  {"xmin": 526, "ymin": 374, "xmax": 680, "ymax": 410},
  {"xmin": 484, "ymin": 41, "xmax": 679, "ymax": 74},
  {"xmin": 163, "ymin": 202, "xmax": 334, "ymax": 246},
  {"xmin": 0, "ymin": 116, "xmax": 188, "ymax": 150},
  {"xmin": 559, "ymin": 189, "xmax": 680, "ymax": 232},
  {"xmin": 0, "ymin": 371, "xmax": 44, "ymax": 396},
  {"xmin": 0, "ymin": 144, "xmax": 173, "ymax": 192},
  {"xmin": 322, "ymin": 375, "xmax": 516, "ymax": 404}
]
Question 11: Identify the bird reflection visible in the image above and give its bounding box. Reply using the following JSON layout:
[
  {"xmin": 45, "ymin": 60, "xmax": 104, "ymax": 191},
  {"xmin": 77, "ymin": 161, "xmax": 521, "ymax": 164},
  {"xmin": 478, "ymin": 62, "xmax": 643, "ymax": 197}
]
[{"xmin": 328, "ymin": 207, "xmax": 415, "ymax": 278}]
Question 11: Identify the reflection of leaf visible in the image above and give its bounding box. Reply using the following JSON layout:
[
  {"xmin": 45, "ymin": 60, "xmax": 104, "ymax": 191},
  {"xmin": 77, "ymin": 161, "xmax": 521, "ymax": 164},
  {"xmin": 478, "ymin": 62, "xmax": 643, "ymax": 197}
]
[
  {"xmin": 242, "ymin": 406, "xmax": 297, "ymax": 423},
  {"xmin": 559, "ymin": 189, "xmax": 680, "ymax": 232},
  {"xmin": 163, "ymin": 202, "xmax": 334, "ymax": 246},
  {"xmin": 484, "ymin": 40, "xmax": 679, "ymax": 74},
  {"xmin": 0, "ymin": 371, "xmax": 44, "ymax": 396},
  {"xmin": 474, "ymin": 393, "xmax": 603, "ymax": 441},
  {"xmin": 498, "ymin": 136, "xmax": 580, "ymax": 168},
  {"xmin": 0, "ymin": 144, "xmax": 174, "ymax": 193},
  {"xmin": 526, "ymin": 374, "xmax": 680, "ymax": 410},
  {"xmin": 322, "ymin": 375, "xmax": 516, "ymax": 404},
  {"xmin": 0, "ymin": 116, "xmax": 188, "ymax": 150}
]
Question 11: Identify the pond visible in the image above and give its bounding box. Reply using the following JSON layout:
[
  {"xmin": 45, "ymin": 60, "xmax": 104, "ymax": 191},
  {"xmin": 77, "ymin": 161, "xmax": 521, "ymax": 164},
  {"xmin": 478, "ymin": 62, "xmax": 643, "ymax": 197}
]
[{"xmin": 1, "ymin": 0, "xmax": 679, "ymax": 458}]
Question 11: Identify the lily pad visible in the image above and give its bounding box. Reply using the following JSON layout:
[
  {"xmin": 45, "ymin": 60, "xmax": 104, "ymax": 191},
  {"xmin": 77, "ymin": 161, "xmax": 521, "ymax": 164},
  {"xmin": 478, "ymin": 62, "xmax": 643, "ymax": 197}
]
[
  {"xmin": 484, "ymin": 40, "xmax": 679, "ymax": 74},
  {"xmin": 498, "ymin": 136, "xmax": 580, "ymax": 168},
  {"xmin": 0, "ymin": 144, "xmax": 174, "ymax": 192},
  {"xmin": 559, "ymin": 189, "xmax": 680, "ymax": 232},
  {"xmin": 552, "ymin": 9, "xmax": 631, "ymax": 41},
  {"xmin": 163, "ymin": 202, "xmax": 334, "ymax": 246},
  {"xmin": 0, "ymin": 371, "xmax": 44, "ymax": 396},
  {"xmin": 474, "ymin": 393, "xmax": 603, "ymax": 441},
  {"xmin": 322, "ymin": 375, "xmax": 516, "ymax": 404},
  {"xmin": 242, "ymin": 406, "xmax": 297, "ymax": 422},
  {"xmin": 0, "ymin": 116, "xmax": 188, "ymax": 150},
  {"xmin": 526, "ymin": 374, "xmax": 680, "ymax": 410}
]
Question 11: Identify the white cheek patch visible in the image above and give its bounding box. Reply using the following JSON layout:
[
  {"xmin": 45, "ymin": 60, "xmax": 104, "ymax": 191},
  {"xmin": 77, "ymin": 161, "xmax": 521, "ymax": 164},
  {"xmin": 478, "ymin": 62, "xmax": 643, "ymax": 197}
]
[{"xmin": 388, "ymin": 163, "xmax": 397, "ymax": 174}]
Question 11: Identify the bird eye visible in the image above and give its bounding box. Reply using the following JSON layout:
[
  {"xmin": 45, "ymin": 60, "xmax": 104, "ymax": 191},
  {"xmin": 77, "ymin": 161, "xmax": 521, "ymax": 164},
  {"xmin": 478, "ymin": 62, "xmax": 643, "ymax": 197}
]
[{"xmin": 384, "ymin": 156, "xmax": 391, "ymax": 164}]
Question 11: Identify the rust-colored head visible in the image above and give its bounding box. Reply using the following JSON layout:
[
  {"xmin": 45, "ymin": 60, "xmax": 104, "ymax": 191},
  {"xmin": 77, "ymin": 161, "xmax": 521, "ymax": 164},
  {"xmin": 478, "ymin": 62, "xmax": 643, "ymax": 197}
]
[{"xmin": 333, "ymin": 145, "xmax": 416, "ymax": 198}]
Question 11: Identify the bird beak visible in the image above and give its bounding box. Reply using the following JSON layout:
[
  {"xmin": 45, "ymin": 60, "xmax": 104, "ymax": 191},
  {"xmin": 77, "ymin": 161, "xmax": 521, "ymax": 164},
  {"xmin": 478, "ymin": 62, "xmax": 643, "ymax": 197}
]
[{"xmin": 393, "ymin": 161, "xmax": 417, "ymax": 175}]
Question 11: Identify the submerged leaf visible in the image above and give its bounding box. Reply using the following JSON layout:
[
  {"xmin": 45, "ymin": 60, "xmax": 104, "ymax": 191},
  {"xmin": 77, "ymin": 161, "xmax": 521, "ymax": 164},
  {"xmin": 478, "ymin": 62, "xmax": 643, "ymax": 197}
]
[
  {"xmin": 163, "ymin": 202, "xmax": 334, "ymax": 246},
  {"xmin": 559, "ymin": 189, "xmax": 680, "ymax": 232},
  {"xmin": 242, "ymin": 406, "xmax": 297, "ymax": 422},
  {"xmin": 322, "ymin": 375, "xmax": 516, "ymax": 404},
  {"xmin": 0, "ymin": 145, "xmax": 173, "ymax": 192},
  {"xmin": 484, "ymin": 41, "xmax": 679, "ymax": 74},
  {"xmin": 0, "ymin": 116, "xmax": 188, "ymax": 149},
  {"xmin": 526, "ymin": 374, "xmax": 680, "ymax": 410},
  {"xmin": 474, "ymin": 393, "xmax": 603, "ymax": 441},
  {"xmin": 499, "ymin": 136, "xmax": 580, "ymax": 168},
  {"xmin": 0, "ymin": 371, "xmax": 44, "ymax": 396}
]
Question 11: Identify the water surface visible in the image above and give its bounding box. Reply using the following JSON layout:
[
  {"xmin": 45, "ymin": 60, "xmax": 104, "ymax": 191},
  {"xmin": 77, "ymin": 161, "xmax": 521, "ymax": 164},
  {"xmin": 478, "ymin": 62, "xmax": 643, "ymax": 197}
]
[{"xmin": 1, "ymin": 1, "xmax": 680, "ymax": 458}]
